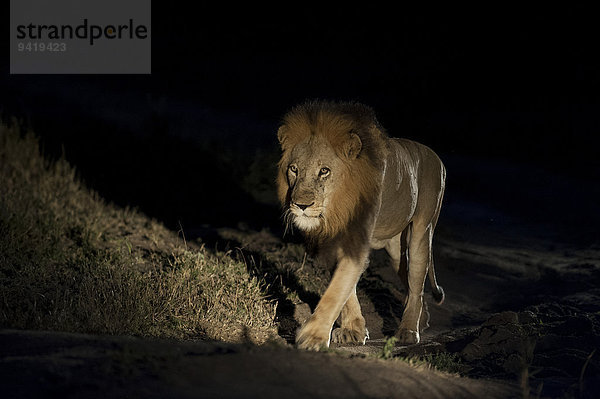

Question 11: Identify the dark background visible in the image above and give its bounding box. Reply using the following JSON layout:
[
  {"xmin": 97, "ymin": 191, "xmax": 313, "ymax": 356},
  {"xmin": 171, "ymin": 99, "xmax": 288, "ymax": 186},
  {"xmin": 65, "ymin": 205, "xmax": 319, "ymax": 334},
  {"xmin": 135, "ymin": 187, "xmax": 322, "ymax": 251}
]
[{"xmin": 2, "ymin": 5, "xmax": 599, "ymax": 244}]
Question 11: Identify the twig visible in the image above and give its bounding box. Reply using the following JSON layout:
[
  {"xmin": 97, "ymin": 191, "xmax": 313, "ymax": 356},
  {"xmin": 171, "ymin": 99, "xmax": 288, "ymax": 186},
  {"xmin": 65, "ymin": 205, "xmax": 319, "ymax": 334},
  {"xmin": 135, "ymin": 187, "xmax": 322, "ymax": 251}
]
[
  {"xmin": 177, "ymin": 220, "xmax": 187, "ymax": 250},
  {"xmin": 299, "ymin": 251, "xmax": 307, "ymax": 271},
  {"xmin": 579, "ymin": 348, "xmax": 596, "ymax": 394}
]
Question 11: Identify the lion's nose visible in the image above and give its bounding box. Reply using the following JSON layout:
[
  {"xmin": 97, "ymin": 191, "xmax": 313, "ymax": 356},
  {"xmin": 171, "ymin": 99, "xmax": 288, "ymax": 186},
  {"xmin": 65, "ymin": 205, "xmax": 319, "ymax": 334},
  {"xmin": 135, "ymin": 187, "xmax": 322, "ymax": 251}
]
[{"xmin": 294, "ymin": 202, "xmax": 314, "ymax": 211}]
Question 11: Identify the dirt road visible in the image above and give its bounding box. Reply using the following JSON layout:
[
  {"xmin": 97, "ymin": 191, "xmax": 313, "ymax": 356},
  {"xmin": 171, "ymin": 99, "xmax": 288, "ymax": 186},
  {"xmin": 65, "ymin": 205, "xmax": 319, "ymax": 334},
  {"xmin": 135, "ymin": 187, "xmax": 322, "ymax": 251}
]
[{"xmin": 0, "ymin": 329, "xmax": 518, "ymax": 399}]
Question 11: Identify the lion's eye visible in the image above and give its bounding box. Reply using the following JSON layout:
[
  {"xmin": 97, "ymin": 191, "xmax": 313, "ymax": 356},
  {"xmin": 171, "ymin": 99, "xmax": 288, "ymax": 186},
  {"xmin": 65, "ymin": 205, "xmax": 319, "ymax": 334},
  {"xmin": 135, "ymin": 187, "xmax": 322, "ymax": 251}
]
[
  {"xmin": 289, "ymin": 164, "xmax": 298, "ymax": 174},
  {"xmin": 319, "ymin": 167, "xmax": 330, "ymax": 177}
]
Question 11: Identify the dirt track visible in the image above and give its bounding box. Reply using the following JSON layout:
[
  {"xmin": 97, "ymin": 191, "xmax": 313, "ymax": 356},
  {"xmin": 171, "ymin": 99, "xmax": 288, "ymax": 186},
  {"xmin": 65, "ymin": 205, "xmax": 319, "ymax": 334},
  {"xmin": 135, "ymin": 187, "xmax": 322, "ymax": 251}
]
[{"xmin": 0, "ymin": 329, "xmax": 518, "ymax": 399}]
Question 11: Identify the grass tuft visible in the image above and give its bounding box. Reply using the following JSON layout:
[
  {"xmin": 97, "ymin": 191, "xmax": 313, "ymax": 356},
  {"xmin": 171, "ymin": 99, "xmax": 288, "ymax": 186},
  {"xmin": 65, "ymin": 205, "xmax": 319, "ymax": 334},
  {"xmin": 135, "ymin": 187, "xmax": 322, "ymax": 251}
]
[
  {"xmin": 0, "ymin": 122, "xmax": 277, "ymax": 343},
  {"xmin": 378, "ymin": 336, "xmax": 398, "ymax": 360}
]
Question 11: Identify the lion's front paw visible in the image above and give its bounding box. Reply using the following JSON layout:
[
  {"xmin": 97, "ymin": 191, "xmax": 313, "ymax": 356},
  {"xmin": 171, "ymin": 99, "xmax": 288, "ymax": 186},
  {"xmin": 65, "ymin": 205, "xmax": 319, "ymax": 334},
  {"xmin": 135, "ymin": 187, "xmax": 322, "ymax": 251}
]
[
  {"xmin": 296, "ymin": 319, "xmax": 331, "ymax": 351},
  {"xmin": 396, "ymin": 328, "xmax": 420, "ymax": 345},
  {"xmin": 331, "ymin": 327, "xmax": 369, "ymax": 345},
  {"xmin": 296, "ymin": 330, "xmax": 330, "ymax": 351}
]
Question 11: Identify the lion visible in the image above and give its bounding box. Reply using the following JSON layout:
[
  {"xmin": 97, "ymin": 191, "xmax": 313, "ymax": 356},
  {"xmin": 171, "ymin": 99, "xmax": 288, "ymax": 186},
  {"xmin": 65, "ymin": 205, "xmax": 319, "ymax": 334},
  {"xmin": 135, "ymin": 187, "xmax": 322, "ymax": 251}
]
[{"xmin": 276, "ymin": 100, "xmax": 446, "ymax": 350}]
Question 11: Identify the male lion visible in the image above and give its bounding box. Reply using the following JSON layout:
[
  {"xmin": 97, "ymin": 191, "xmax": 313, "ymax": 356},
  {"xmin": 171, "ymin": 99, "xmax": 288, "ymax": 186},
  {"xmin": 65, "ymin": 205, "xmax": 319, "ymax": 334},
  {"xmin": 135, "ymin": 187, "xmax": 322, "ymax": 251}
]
[{"xmin": 277, "ymin": 101, "xmax": 446, "ymax": 350}]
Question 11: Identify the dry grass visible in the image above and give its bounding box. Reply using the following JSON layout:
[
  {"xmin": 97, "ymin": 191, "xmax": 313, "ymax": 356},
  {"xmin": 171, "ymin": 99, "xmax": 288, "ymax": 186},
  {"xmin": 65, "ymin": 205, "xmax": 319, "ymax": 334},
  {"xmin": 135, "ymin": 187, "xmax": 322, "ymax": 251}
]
[{"xmin": 0, "ymin": 122, "xmax": 277, "ymax": 343}]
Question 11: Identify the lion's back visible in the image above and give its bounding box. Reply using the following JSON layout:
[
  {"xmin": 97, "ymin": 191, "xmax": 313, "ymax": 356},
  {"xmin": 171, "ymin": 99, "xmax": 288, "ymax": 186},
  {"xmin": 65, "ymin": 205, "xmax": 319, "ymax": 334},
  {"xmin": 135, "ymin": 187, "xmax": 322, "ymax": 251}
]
[{"xmin": 375, "ymin": 138, "xmax": 445, "ymax": 234}]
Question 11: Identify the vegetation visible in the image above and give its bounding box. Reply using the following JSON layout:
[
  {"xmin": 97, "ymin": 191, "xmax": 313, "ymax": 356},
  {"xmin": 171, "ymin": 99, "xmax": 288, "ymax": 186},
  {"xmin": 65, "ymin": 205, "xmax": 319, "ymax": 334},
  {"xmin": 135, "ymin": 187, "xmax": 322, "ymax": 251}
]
[
  {"xmin": 0, "ymin": 123, "xmax": 277, "ymax": 343},
  {"xmin": 378, "ymin": 336, "xmax": 398, "ymax": 360},
  {"xmin": 421, "ymin": 352, "xmax": 464, "ymax": 375}
]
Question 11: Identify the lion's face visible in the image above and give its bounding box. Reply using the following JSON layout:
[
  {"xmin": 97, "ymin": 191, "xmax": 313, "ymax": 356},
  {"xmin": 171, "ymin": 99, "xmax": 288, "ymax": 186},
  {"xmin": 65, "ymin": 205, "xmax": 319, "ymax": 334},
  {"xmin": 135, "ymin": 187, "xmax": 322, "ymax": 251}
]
[
  {"xmin": 277, "ymin": 103, "xmax": 375, "ymax": 238},
  {"xmin": 284, "ymin": 136, "xmax": 346, "ymax": 232}
]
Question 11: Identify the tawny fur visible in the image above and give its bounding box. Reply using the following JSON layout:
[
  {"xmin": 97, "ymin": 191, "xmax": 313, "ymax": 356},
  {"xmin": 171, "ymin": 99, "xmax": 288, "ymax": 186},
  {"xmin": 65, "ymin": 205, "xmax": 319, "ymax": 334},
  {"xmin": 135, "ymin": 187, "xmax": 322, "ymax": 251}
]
[{"xmin": 277, "ymin": 100, "xmax": 446, "ymax": 350}]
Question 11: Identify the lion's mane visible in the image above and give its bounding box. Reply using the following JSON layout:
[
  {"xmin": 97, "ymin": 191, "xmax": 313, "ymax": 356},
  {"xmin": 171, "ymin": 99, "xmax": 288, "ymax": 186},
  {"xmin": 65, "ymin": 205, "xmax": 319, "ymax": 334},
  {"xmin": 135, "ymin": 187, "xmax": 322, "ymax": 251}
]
[{"xmin": 277, "ymin": 101, "xmax": 389, "ymax": 241}]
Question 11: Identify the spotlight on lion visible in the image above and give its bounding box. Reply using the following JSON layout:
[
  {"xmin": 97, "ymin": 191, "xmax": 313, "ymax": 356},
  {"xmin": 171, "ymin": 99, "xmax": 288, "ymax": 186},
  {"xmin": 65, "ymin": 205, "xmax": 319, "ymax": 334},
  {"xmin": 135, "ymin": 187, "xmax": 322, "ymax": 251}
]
[{"xmin": 276, "ymin": 101, "xmax": 446, "ymax": 350}]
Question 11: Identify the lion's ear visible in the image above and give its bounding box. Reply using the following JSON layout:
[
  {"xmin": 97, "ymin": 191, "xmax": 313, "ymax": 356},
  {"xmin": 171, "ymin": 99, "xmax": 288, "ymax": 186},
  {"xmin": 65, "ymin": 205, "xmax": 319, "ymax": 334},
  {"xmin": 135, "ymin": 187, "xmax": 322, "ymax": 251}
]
[
  {"xmin": 277, "ymin": 125, "xmax": 287, "ymax": 148},
  {"xmin": 344, "ymin": 133, "xmax": 362, "ymax": 159}
]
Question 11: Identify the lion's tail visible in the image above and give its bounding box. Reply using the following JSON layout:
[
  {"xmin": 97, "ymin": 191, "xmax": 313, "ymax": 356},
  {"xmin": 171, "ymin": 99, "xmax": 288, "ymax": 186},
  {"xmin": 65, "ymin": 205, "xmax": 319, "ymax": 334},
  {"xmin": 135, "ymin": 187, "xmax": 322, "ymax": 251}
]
[{"xmin": 428, "ymin": 262, "xmax": 445, "ymax": 305}]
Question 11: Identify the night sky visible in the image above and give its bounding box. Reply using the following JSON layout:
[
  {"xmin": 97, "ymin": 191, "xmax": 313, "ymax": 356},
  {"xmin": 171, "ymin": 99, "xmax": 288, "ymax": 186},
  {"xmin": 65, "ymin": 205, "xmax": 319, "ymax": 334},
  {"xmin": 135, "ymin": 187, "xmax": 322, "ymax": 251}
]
[
  {"xmin": 2, "ymin": 5, "xmax": 599, "ymax": 234},
  {"xmin": 147, "ymin": 5, "xmax": 600, "ymax": 165}
]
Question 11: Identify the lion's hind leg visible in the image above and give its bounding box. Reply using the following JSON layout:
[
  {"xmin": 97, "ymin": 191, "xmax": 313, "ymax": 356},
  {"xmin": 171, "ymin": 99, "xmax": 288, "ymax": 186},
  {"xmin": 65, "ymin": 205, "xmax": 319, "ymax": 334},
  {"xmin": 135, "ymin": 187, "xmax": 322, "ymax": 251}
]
[
  {"xmin": 385, "ymin": 227, "xmax": 430, "ymax": 333},
  {"xmin": 331, "ymin": 288, "xmax": 369, "ymax": 344},
  {"xmin": 396, "ymin": 223, "xmax": 434, "ymax": 345},
  {"xmin": 385, "ymin": 229, "xmax": 409, "ymax": 293}
]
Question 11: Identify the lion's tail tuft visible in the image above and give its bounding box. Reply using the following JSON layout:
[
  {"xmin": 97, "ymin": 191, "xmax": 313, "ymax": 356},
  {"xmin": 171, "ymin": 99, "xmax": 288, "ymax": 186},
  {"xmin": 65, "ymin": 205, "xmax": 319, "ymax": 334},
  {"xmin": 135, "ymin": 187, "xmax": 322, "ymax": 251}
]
[
  {"xmin": 428, "ymin": 262, "xmax": 445, "ymax": 305},
  {"xmin": 431, "ymin": 284, "xmax": 445, "ymax": 305}
]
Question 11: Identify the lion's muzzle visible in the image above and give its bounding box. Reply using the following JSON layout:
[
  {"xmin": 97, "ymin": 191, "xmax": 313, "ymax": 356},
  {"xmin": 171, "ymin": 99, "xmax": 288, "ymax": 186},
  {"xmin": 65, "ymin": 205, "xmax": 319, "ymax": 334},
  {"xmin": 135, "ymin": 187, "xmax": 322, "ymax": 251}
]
[
  {"xmin": 289, "ymin": 202, "xmax": 323, "ymax": 232},
  {"xmin": 293, "ymin": 201, "xmax": 314, "ymax": 211}
]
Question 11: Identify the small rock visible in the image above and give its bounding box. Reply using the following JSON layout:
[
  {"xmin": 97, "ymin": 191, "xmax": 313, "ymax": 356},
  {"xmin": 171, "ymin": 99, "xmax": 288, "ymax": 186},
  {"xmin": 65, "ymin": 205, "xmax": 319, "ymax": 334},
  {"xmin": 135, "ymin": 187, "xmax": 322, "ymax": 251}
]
[
  {"xmin": 293, "ymin": 302, "xmax": 311, "ymax": 325},
  {"xmin": 482, "ymin": 311, "xmax": 519, "ymax": 327},
  {"xmin": 517, "ymin": 310, "xmax": 539, "ymax": 325}
]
